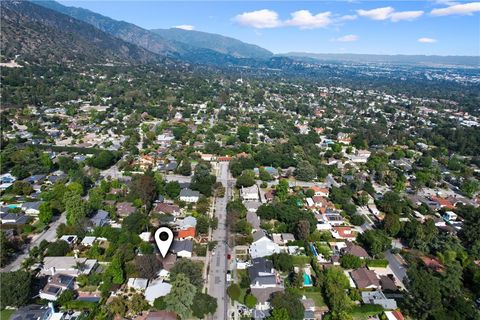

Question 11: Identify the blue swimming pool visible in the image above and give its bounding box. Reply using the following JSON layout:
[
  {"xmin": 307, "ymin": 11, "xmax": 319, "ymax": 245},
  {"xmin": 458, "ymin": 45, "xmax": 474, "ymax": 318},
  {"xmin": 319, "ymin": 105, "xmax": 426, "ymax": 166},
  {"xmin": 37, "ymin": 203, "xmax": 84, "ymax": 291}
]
[{"xmin": 303, "ymin": 273, "xmax": 312, "ymax": 286}]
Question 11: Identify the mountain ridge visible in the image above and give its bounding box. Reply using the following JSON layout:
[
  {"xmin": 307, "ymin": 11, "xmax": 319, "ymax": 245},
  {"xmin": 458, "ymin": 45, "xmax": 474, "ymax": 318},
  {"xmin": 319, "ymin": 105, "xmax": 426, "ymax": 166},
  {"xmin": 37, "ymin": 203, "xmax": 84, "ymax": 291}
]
[{"xmin": 1, "ymin": 0, "xmax": 160, "ymax": 65}]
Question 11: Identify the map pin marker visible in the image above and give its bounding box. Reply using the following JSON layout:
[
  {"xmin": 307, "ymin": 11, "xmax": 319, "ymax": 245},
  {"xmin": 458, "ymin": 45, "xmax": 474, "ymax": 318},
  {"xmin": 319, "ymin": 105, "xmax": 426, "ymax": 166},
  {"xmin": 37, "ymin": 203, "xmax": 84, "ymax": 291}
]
[{"xmin": 155, "ymin": 227, "xmax": 174, "ymax": 258}]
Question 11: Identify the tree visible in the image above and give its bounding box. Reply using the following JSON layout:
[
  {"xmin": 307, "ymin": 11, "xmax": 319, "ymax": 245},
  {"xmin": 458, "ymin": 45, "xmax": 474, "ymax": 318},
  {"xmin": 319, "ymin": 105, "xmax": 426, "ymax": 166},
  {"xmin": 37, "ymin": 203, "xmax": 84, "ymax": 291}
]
[
  {"xmin": 64, "ymin": 192, "xmax": 87, "ymax": 226},
  {"xmin": 340, "ymin": 254, "xmax": 363, "ymax": 269},
  {"xmin": 191, "ymin": 162, "xmax": 216, "ymax": 196},
  {"xmin": 128, "ymin": 293, "xmax": 149, "ymax": 315},
  {"xmin": 0, "ymin": 232, "xmax": 14, "ymax": 267},
  {"xmin": 227, "ymin": 283, "xmax": 241, "ymax": 301},
  {"xmin": 405, "ymin": 265, "xmax": 443, "ymax": 320},
  {"xmin": 196, "ymin": 215, "xmax": 210, "ymax": 235},
  {"xmin": 259, "ymin": 168, "xmax": 273, "ymax": 181},
  {"xmin": 89, "ymin": 151, "xmax": 116, "ymax": 169},
  {"xmin": 165, "ymin": 273, "xmax": 197, "ymax": 319},
  {"xmin": 57, "ymin": 289, "xmax": 75, "ymax": 305},
  {"xmin": 271, "ymin": 253, "xmax": 293, "ymax": 272},
  {"xmin": 122, "ymin": 212, "xmax": 148, "ymax": 234},
  {"xmin": 191, "ymin": 292, "xmax": 217, "ymax": 318},
  {"xmin": 0, "ymin": 271, "xmax": 32, "ymax": 308},
  {"xmin": 236, "ymin": 170, "xmax": 256, "ymax": 188},
  {"xmin": 165, "ymin": 181, "xmax": 181, "ymax": 198},
  {"xmin": 170, "ymin": 259, "xmax": 203, "ymax": 289},
  {"xmin": 276, "ymin": 179, "xmax": 289, "ymax": 201},
  {"xmin": 295, "ymin": 160, "xmax": 316, "ymax": 181},
  {"xmin": 108, "ymin": 296, "xmax": 127, "ymax": 317},
  {"xmin": 129, "ymin": 174, "xmax": 157, "ymax": 209},
  {"xmin": 269, "ymin": 308, "xmax": 290, "ymax": 320},
  {"xmin": 38, "ymin": 202, "xmax": 54, "ymax": 224},
  {"xmin": 245, "ymin": 294, "xmax": 257, "ymax": 308},
  {"xmin": 46, "ymin": 240, "xmax": 70, "ymax": 256},
  {"xmin": 105, "ymin": 253, "xmax": 124, "ymax": 285},
  {"xmin": 11, "ymin": 181, "xmax": 33, "ymax": 195},
  {"xmin": 177, "ymin": 159, "xmax": 192, "ymax": 176},
  {"xmin": 153, "ymin": 296, "xmax": 167, "ymax": 310},
  {"xmin": 322, "ymin": 267, "xmax": 352, "ymax": 315},
  {"xmin": 350, "ymin": 215, "xmax": 365, "ymax": 226},
  {"xmin": 270, "ymin": 291, "xmax": 304, "ymax": 320},
  {"xmin": 357, "ymin": 230, "xmax": 391, "ymax": 257},
  {"xmin": 237, "ymin": 126, "xmax": 250, "ymax": 142},
  {"xmin": 383, "ymin": 213, "xmax": 401, "ymax": 236},
  {"xmin": 461, "ymin": 179, "xmax": 480, "ymax": 198},
  {"xmin": 295, "ymin": 220, "xmax": 310, "ymax": 241},
  {"xmin": 135, "ymin": 254, "xmax": 162, "ymax": 279}
]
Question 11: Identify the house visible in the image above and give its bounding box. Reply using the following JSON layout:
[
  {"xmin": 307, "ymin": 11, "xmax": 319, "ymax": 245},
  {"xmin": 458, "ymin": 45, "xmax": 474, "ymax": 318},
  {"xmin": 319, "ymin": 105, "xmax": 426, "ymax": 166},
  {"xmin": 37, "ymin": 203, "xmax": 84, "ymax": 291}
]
[
  {"xmin": 0, "ymin": 213, "xmax": 31, "ymax": 225},
  {"xmin": 127, "ymin": 278, "xmax": 149, "ymax": 291},
  {"xmin": 248, "ymin": 258, "xmax": 277, "ymax": 288},
  {"xmin": 153, "ymin": 203, "xmax": 180, "ymax": 216},
  {"xmin": 177, "ymin": 226, "xmax": 196, "ymax": 240},
  {"xmin": 59, "ymin": 235, "xmax": 78, "ymax": 246},
  {"xmin": 384, "ymin": 310, "xmax": 405, "ymax": 320},
  {"xmin": 332, "ymin": 226, "xmax": 356, "ymax": 240},
  {"xmin": 247, "ymin": 211, "xmax": 261, "ymax": 230},
  {"xmin": 240, "ymin": 185, "xmax": 260, "ymax": 201},
  {"xmin": 22, "ymin": 201, "xmax": 43, "ymax": 215},
  {"xmin": 81, "ymin": 236, "xmax": 98, "ymax": 247},
  {"xmin": 89, "ymin": 209, "xmax": 109, "ymax": 228},
  {"xmin": 272, "ymin": 233, "xmax": 295, "ymax": 245},
  {"xmin": 145, "ymin": 280, "xmax": 172, "ymax": 305},
  {"xmin": 116, "ymin": 202, "xmax": 136, "ymax": 217},
  {"xmin": 249, "ymin": 230, "xmax": 281, "ymax": 259},
  {"xmin": 342, "ymin": 242, "xmax": 370, "ymax": 259},
  {"xmin": 11, "ymin": 304, "xmax": 54, "ymax": 320},
  {"xmin": 41, "ymin": 257, "xmax": 97, "ymax": 276},
  {"xmin": 351, "ymin": 267, "xmax": 380, "ymax": 289},
  {"xmin": 362, "ymin": 290, "xmax": 397, "ymax": 309},
  {"xmin": 310, "ymin": 186, "xmax": 329, "ymax": 197},
  {"xmin": 39, "ymin": 274, "xmax": 75, "ymax": 301},
  {"xmin": 145, "ymin": 311, "xmax": 178, "ymax": 320},
  {"xmin": 251, "ymin": 287, "xmax": 284, "ymax": 311},
  {"xmin": 179, "ymin": 216, "xmax": 197, "ymax": 229},
  {"xmin": 170, "ymin": 240, "xmax": 194, "ymax": 258},
  {"xmin": 179, "ymin": 188, "xmax": 200, "ymax": 203},
  {"xmin": 322, "ymin": 213, "xmax": 345, "ymax": 226}
]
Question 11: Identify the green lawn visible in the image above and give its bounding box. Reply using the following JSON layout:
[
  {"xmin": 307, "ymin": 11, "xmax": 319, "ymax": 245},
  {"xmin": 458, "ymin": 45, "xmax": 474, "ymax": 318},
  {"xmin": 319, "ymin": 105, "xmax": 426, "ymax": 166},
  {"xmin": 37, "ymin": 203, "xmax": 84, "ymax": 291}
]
[
  {"xmin": 292, "ymin": 255, "xmax": 311, "ymax": 266},
  {"xmin": 298, "ymin": 288, "xmax": 327, "ymax": 307},
  {"xmin": 0, "ymin": 309, "xmax": 15, "ymax": 320}
]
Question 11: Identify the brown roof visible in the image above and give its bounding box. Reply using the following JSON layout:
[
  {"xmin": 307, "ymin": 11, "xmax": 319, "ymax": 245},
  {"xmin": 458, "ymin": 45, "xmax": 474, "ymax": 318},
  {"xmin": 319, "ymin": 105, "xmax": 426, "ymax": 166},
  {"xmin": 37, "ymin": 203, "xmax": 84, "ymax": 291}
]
[
  {"xmin": 115, "ymin": 202, "xmax": 136, "ymax": 216},
  {"xmin": 351, "ymin": 267, "xmax": 380, "ymax": 289},
  {"xmin": 251, "ymin": 287, "xmax": 284, "ymax": 303},
  {"xmin": 145, "ymin": 311, "xmax": 177, "ymax": 320},
  {"xmin": 343, "ymin": 242, "xmax": 369, "ymax": 258},
  {"xmin": 154, "ymin": 203, "xmax": 180, "ymax": 214},
  {"xmin": 380, "ymin": 275, "xmax": 398, "ymax": 292}
]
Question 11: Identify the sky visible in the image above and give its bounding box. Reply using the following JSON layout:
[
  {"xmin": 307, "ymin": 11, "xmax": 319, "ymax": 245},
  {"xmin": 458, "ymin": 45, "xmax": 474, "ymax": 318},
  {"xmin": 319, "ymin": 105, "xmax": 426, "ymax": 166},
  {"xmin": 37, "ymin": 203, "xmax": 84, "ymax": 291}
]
[{"xmin": 57, "ymin": 1, "xmax": 480, "ymax": 56}]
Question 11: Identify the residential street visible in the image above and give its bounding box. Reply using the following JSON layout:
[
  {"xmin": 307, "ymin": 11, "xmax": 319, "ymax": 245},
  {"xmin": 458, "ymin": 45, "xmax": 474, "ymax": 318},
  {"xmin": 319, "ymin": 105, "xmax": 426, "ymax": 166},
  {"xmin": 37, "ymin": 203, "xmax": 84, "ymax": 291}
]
[
  {"xmin": 1, "ymin": 212, "xmax": 66, "ymax": 272},
  {"xmin": 207, "ymin": 161, "xmax": 232, "ymax": 320}
]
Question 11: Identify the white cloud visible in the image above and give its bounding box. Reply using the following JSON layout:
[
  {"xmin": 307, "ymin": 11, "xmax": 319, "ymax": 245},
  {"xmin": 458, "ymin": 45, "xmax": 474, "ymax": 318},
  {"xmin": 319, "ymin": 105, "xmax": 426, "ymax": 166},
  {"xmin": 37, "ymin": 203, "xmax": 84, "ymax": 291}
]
[
  {"xmin": 173, "ymin": 25, "xmax": 195, "ymax": 31},
  {"xmin": 431, "ymin": 2, "xmax": 480, "ymax": 15},
  {"xmin": 357, "ymin": 7, "xmax": 394, "ymax": 20},
  {"xmin": 357, "ymin": 7, "xmax": 424, "ymax": 21},
  {"xmin": 285, "ymin": 10, "xmax": 332, "ymax": 29},
  {"xmin": 233, "ymin": 9, "xmax": 281, "ymax": 28},
  {"xmin": 418, "ymin": 37, "xmax": 437, "ymax": 43},
  {"xmin": 336, "ymin": 14, "xmax": 357, "ymax": 22},
  {"xmin": 390, "ymin": 10, "xmax": 424, "ymax": 22},
  {"xmin": 333, "ymin": 34, "xmax": 359, "ymax": 42}
]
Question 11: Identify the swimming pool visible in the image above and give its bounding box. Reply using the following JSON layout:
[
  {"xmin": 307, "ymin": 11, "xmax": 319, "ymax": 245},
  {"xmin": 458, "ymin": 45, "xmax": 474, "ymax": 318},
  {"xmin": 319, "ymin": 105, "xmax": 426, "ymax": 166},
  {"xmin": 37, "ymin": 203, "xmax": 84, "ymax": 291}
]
[{"xmin": 303, "ymin": 273, "xmax": 312, "ymax": 286}]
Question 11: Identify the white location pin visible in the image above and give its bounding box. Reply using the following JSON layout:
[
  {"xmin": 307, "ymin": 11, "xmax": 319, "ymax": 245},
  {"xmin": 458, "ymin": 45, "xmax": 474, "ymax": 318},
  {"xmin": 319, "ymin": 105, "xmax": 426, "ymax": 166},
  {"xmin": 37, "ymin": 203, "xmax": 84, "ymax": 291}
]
[{"xmin": 155, "ymin": 227, "xmax": 174, "ymax": 258}]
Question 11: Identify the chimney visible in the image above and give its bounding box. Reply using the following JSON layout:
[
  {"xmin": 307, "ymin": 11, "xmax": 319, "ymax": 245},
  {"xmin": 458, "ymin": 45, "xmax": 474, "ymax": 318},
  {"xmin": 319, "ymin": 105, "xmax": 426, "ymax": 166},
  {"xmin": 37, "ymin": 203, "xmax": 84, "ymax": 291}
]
[{"xmin": 50, "ymin": 267, "xmax": 55, "ymax": 276}]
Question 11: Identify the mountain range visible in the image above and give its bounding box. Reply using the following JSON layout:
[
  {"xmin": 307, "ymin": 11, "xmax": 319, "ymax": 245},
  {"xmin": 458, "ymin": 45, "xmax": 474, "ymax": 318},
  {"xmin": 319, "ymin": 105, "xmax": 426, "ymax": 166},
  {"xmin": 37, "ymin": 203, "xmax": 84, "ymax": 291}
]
[{"xmin": 1, "ymin": 0, "xmax": 478, "ymax": 68}]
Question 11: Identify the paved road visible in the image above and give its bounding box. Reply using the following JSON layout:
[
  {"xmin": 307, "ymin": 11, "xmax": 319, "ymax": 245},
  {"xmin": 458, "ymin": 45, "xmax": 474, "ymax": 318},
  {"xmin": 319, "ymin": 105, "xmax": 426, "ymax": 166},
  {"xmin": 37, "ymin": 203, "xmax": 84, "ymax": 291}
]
[
  {"xmin": 207, "ymin": 162, "xmax": 231, "ymax": 320},
  {"xmin": 1, "ymin": 213, "xmax": 66, "ymax": 272},
  {"xmin": 385, "ymin": 250, "xmax": 407, "ymax": 285}
]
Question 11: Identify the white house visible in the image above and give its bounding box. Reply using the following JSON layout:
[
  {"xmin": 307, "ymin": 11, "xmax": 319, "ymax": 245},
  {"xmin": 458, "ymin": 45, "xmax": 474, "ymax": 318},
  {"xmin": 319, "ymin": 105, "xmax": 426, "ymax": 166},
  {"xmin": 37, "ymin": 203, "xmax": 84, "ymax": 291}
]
[
  {"xmin": 249, "ymin": 230, "xmax": 281, "ymax": 259},
  {"xmin": 170, "ymin": 240, "xmax": 193, "ymax": 258},
  {"xmin": 39, "ymin": 274, "xmax": 75, "ymax": 301},
  {"xmin": 179, "ymin": 188, "xmax": 200, "ymax": 203},
  {"xmin": 240, "ymin": 185, "xmax": 259, "ymax": 201},
  {"xmin": 145, "ymin": 280, "xmax": 172, "ymax": 305}
]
